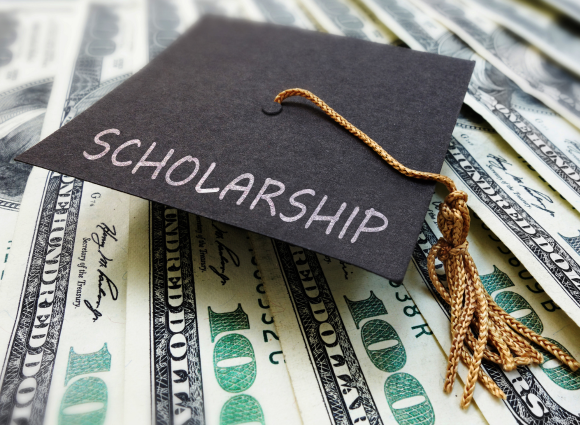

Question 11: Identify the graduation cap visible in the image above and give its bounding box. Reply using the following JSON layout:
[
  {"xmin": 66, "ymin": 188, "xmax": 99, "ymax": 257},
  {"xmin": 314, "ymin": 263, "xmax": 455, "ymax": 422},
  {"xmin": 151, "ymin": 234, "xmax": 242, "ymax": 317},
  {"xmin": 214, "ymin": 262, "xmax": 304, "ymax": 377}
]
[
  {"xmin": 18, "ymin": 16, "xmax": 580, "ymax": 408},
  {"xmin": 16, "ymin": 16, "xmax": 473, "ymax": 283}
]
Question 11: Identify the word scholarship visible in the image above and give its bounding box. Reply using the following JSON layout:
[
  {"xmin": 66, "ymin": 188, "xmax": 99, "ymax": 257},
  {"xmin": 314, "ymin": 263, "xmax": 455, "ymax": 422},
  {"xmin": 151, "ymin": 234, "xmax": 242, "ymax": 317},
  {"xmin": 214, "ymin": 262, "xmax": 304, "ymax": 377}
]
[{"xmin": 83, "ymin": 129, "xmax": 390, "ymax": 244}]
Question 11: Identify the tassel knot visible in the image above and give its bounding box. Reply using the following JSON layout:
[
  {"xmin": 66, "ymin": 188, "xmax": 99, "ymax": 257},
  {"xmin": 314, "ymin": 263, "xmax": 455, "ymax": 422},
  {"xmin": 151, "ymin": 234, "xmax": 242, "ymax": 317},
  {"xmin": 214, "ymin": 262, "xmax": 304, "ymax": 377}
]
[{"xmin": 436, "ymin": 239, "xmax": 468, "ymax": 261}]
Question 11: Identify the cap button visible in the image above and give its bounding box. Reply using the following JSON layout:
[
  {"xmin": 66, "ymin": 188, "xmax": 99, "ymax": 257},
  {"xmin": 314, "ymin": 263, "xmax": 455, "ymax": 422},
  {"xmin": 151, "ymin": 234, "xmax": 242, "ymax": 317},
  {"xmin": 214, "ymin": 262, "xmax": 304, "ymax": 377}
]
[{"xmin": 262, "ymin": 102, "xmax": 282, "ymax": 116}]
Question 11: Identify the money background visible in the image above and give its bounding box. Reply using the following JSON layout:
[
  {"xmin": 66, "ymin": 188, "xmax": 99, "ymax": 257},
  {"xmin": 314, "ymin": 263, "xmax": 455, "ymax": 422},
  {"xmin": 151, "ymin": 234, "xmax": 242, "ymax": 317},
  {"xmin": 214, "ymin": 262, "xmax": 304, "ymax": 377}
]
[
  {"xmin": 0, "ymin": 2, "xmax": 74, "ymax": 281},
  {"xmin": 0, "ymin": 1, "xmax": 138, "ymax": 424},
  {"xmin": 0, "ymin": 0, "xmax": 579, "ymax": 424}
]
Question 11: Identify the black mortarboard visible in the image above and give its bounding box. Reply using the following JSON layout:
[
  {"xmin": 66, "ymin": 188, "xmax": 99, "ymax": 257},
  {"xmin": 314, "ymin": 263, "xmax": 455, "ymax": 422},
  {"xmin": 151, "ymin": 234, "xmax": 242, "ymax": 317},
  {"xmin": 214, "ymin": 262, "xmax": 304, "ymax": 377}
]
[{"xmin": 16, "ymin": 16, "xmax": 474, "ymax": 282}]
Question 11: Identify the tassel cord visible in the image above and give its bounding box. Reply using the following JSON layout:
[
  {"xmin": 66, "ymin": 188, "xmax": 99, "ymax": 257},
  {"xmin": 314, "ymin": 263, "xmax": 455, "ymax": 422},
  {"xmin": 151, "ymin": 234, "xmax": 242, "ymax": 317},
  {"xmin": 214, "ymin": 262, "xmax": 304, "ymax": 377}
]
[{"xmin": 274, "ymin": 88, "xmax": 580, "ymax": 408}]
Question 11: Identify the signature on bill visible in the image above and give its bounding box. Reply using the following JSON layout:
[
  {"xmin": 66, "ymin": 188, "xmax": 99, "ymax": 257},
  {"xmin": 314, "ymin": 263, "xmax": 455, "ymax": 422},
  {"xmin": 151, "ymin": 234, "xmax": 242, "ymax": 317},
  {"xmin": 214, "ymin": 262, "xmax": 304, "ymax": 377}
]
[
  {"xmin": 209, "ymin": 222, "xmax": 240, "ymax": 284},
  {"xmin": 85, "ymin": 222, "xmax": 120, "ymax": 321}
]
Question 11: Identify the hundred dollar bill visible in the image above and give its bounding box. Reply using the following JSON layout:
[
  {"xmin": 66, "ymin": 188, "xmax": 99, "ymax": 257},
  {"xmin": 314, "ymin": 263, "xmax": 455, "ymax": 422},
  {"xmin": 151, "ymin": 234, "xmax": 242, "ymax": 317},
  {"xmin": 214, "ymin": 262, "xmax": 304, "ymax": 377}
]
[
  {"xmin": 0, "ymin": 1, "xmax": 140, "ymax": 424},
  {"xmin": 405, "ymin": 187, "xmax": 580, "ymax": 424},
  {"xmin": 250, "ymin": 232, "xmax": 488, "ymax": 424},
  {"xmin": 540, "ymin": 0, "xmax": 580, "ymax": 24},
  {"xmin": 124, "ymin": 199, "xmax": 302, "ymax": 424},
  {"xmin": 407, "ymin": 0, "xmax": 580, "ymax": 131},
  {"xmin": 0, "ymin": 2, "xmax": 74, "ymax": 281},
  {"xmin": 458, "ymin": 0, "xmax": 580, "ymax": 77},
  {"xmin": 355, "ymin": 0, "xmax": 580, "ymax": 242}
]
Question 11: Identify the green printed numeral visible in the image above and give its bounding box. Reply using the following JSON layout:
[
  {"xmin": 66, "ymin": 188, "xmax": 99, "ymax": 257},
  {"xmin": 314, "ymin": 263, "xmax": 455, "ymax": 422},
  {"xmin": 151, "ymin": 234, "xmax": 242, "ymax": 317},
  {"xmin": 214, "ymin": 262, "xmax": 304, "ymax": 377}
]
[
  {"xmin": 209, "ymin": 304, "xmax": 250, "ymax": 342},
  {"xmin": 385, "ymin": 373, "xmax": 435, "ymax": 425},
  {"xmin": 494, "ymin": 291, "xmax": 543, "ymax": 334},
  {"xmin": 220, "ymin": 394, "xmax": 265, "ymax": 425},
  {"xmin": 59, "ymin": 377, "xmax": 107, "ymax": 425},
  {"xmin": 344, "ymin": 291, "xmax": 388, "ymax": 329},
  {"xmin": 361, "ymin": 319, "xmax": 406, "ymax": 372},
  {"xmin": 65, "ymin": 345, "xmax": 111, "ymax": 384},
  {"xmin": 538, "ymin": 338, "xmax": 580, "ymax": 391},
  {"xmin": 214, "ymin": 333, "xmax": 257, "ymax": 393},
  {"xmin": 209, "ymin": 303, "xmax": 263, "ymax": 415},
  {"xmin": 59, "ymin": 345, "xmax": 111, "ymax": 425},
  {"xmin": 480, "ymin": 266, "xmax": 515, "ymax": 294},
  {"xmin": 345, "ymin": 291, "xmax": 431, "ymax": 424}
]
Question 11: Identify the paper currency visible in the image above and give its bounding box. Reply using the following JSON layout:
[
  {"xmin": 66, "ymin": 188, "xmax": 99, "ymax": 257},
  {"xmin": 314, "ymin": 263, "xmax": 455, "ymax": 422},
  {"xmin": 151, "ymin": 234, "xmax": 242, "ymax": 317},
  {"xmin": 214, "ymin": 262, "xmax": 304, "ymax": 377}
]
[
  {"xmin": 405, "ymin": 186, "xmax": 580, "ymax": 424},
  {"xmin": 192, "ymin": 0, "xmax": 247, "ymax": 19},
  {"xmin": 242, "ymin": 0, "xmax": 315, "ymax": 29},
  {"xmin": 124, "ymin": 199, "xmax": 302, "ymax": 424},
  {"xmin": 250, "ymin": 232, "xmax": 488, "ymax": 424},
  {"xmin": 458, "ymin": 0, "xmax": 580, "ymax": 77},
  {"xmin": 299, "ymin": 0, "xmax": 397, "ymax": 42},
  {"xmin": 541, "ymin": 0, "xmax": 580, "ymax": 24},
  {"xmin": 0, "ymin": 2, "xmax": 73, "ymax": 280},
  {"xmin": 355, "ymin": 0, "xmax": 580, "ymax": 215},
  {"xmin": 407, "ymin": 0, "xmax": 580, "ymax": 131},
  {"xmin": 0, "ymin": 2, "xmax": 140, "ymax": 424}
]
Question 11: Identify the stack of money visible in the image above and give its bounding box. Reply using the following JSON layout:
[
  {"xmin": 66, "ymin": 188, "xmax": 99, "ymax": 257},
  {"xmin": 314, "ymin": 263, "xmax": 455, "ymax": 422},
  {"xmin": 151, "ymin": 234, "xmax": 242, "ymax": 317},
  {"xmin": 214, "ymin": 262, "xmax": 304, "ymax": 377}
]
[{"xmin": 0, "ymin": 0, "xmax": 578, "ymax": 423}]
